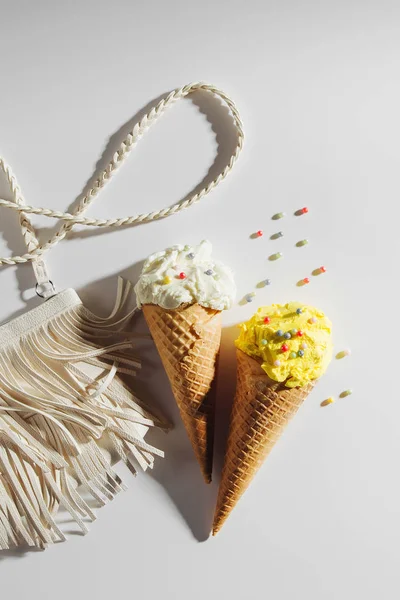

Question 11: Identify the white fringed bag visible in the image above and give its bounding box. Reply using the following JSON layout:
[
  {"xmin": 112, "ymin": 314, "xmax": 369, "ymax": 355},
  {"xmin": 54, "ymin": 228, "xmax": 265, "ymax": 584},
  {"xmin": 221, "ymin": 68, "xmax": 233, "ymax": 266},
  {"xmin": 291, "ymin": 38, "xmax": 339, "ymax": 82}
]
[{"xmin": 0, "ymin": 82, "xmax": 244, "ymax": 549}]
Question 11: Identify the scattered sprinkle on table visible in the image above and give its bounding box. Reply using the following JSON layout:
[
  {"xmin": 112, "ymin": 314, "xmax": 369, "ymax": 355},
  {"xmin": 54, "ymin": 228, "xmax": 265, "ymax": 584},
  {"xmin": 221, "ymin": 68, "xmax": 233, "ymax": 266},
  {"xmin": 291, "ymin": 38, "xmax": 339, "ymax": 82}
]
[
  {"xmin": 321, "ymin": 397, "xmax": 335, "ymax": 407},
  {"xmin": 270, "ymin": 231, "xmax": 284, "ymax": 240},
  {"xmin": 272, "ymin": 212, "xmax": 286, "ymax": 220},
  {"xmin": 340, "ymin": 389, "xmax": 353, "ymax": 398},
  {"xmin": 262, "ymin": 278, "xmax": 272, "ymax": 286},
  {"xmin": 245, "ymin": 292, "xmax": 256, "ymax": 302},
  {"xmin": 336, "ymin": 349, "xmax": 351, "ymax": 359},
  {"xmin": 312, "ymin": 266, "xmax": 327, "ymax": 276},
  {"xmin": 297, "ymin": 277, "xmax": 310, "ymax": 286},
  {"xmin": 269, "ymin": 252, "xmax": 283, "ymax": 261},
  {"xmin": 296, "ymin": 239, "xmax": 309, "ymax": 247},
  {"xmin": 295, "ymin": 207, "xmax": 309, "ymax": 216}
]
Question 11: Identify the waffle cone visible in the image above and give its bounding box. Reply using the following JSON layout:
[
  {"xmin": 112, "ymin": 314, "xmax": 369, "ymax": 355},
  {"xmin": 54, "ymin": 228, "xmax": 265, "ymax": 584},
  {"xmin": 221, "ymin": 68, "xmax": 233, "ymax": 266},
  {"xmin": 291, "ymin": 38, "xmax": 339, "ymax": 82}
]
[
  {"xmin": 143, "ymin": 303, "xmax": 221, "ymax": 483},
  {"xmin": 213, "ymin": 348, "xmax": 315, "ymax": 534}
]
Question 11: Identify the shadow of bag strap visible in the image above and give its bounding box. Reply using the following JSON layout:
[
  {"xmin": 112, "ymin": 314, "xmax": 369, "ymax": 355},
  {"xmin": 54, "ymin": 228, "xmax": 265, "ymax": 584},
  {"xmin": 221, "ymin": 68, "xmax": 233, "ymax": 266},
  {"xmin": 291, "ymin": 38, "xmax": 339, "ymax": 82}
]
[{"xmin": 0, "ymin": 82, "xmax": 244, "ymax": 290}]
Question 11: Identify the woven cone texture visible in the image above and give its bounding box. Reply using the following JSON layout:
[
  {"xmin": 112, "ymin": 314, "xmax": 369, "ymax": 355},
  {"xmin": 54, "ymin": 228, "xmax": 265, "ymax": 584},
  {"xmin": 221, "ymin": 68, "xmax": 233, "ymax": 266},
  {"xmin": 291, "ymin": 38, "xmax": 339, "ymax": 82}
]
[
  {"xmin": 143, "ymin": 303, "xmax": 222, "ymax": 483},
  {"xmin": 213, "ymin": 348, "xmax": 315, "ymax": 534}
]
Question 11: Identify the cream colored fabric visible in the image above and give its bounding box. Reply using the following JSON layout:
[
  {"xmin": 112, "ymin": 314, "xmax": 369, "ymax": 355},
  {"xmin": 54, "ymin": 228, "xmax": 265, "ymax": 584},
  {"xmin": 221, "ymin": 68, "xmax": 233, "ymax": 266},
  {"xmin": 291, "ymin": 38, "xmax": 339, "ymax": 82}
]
[{"xmin": 0, "ymin": 278, "xmax": 168, "ymax": 549}]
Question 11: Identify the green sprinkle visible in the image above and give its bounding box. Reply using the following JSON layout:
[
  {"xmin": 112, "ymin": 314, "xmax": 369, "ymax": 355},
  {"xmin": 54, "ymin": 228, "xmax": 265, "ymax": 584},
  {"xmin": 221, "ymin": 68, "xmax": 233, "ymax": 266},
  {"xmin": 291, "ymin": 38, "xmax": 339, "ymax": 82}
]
[
  {"xmin": 260, "ymin": 339, "xmax": 268, "ymax": 346},
  {"xmin": 336, "ymin": 349, "xmax": 351, "ymax": 359},
  {"xmin": 340, "ymin": 389, "xmax": 353, "ymax": 398},
  {"xmin": 269, "ymin": 252, "xmax": 283, "ymax": 261},
  {"xmin": 289, "ymin": 352, "xmax": 297, "ymax": 359},
  {"xmin": 272, "ymin": 212, "xmax": 286, "ymax": 220},
  {"xmin": 296, "ymin": 239, "xmax": 309, "ymax": 247}
]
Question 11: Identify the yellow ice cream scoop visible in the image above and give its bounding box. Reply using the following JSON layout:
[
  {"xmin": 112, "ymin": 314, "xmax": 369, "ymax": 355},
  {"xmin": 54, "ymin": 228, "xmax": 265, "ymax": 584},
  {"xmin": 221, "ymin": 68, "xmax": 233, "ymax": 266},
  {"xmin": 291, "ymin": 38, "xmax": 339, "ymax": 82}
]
[{"xmin": 235, "ymin": 302, "xmax": 333, "ymax": 387}]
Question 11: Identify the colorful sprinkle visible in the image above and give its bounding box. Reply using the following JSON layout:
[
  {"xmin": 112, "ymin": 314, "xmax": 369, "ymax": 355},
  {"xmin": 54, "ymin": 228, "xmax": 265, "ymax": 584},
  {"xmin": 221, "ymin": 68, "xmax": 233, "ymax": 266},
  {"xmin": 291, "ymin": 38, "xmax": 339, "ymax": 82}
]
[
  {"xmin": 283, "ymin": 332, "xmax": 291, "ymax": 339},
  {"xmin": 264, "ymin": 316, "xmax": 271, "ymax": 324},
  {"xmin": 178, "ymin": 272, "xmax": 186, "ymax": 280},
  {"xmin": 163, "ymin": 276, "xmax": 172, "ymax": 285},
  {"xmin": 296, "ymin": 308, "xmax": 303, "ymax": 314},
  {"xmin": 271, "ymin": 231, "xmax": 284, "ymax": 240},
  {"xmin": 319, "ymin": 266, "xmax": 327, "ymax": 273},
  {"xmin": 205, "ymin": 269, "xmax": 213, "ymax": 276},
  {"xmin": 309, "ymin": 317, "xmax": 317, "ymax": 324},
  {"xmin": 187, "ymin": 252, "xmax": 195, "ymax": 259},
  {"xmin": 281, "ymin": 344, "xmax": 289, "ymax": 352},
  {"xmin": 269, "ymin": 252, "xmax": 283, "ymax": 261},
  {"xmin": 289, "ymin": 352, "xmax": 297, "ymax": 359},
  {"xmin": 300, "ymin": 342, "xmax": 308, "ymax": 350},
  {"xmin": 256, "ymin": 230, "xmax": 263, "ymax": 237},
  {"xmin": 245, "ymin": 293, "xmax": 256, "ymax": 303},
  {"xmin": 321, "ymin": 397, "xmax": 334, "ymax": 407},
  {"xmin": 340, "ymin": 389, "xmax": 353, "ymax": 398},
  {"xmin": 297, "ymin": 330, "xmax": 304, "ymax": 337},
  {"xmin": 276, "ymin": 330, "xmax": 283, "ymax": 337},
  {"xmin": 274, "ymin": 360, "xmax": 281, "ymax": 366},
  {"xmin": 336, "ymin": 349, "xmax": 351, "ymax": 359},
  {"xmin": 296, "ymin": 239, "xmax": 309, "ymax": 247},
  {"xmin": 272, "ymin": 212, "xmax": 285, "ymax": 220},
  {"xmin": 297, "ymin": 350, "xmax": 304, "ymax": 357},
  {"xmin": 263, "ymin": 278, "xmax": 272, "ymax": 286},
  {"xmin": 302, "ymin": 277, "xmax": 310, "ymax": 285},
  {"xmin": 291, "ymin": 329, "xmax": 298, "ymax": 335},
  {"xmin": 260, "ymin": 339, "xmax": 268, "ymax": 346},
  {"xmin": 295, "ymin": 207, "xmax": 309, "ymax": 216}
]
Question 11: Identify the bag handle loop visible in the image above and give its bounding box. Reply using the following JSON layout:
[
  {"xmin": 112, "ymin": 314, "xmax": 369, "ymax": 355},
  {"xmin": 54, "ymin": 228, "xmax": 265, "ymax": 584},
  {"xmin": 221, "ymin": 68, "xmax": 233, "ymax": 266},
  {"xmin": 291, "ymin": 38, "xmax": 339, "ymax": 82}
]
[{"xmin": 0, "ymin": 82, "xmax": 244, "ymax": 294}]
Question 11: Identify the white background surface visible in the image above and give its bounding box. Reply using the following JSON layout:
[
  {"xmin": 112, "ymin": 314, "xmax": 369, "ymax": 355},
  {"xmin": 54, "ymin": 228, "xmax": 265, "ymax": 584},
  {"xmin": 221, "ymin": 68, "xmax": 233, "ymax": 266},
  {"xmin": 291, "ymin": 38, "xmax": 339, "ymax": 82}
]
[{"xmin": 0, "ymin": 1, "xmax": 399, "ymax": 598}]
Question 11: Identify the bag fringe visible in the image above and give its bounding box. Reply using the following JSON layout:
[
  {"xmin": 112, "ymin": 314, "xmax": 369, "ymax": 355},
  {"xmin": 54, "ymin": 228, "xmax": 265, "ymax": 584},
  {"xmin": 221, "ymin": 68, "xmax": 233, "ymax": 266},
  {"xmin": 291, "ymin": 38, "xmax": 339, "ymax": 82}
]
[{"xmin": 0, "ymin": 278, "xmax": 167, "ymax": 550}]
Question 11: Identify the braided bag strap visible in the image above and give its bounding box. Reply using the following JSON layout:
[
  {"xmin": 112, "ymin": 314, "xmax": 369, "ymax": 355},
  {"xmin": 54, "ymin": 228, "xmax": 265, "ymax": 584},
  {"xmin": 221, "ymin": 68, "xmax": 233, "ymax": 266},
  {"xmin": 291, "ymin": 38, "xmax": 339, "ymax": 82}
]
[{"xmin": 0, "ymin": 82, "xmax": 244, "ymax": 290}]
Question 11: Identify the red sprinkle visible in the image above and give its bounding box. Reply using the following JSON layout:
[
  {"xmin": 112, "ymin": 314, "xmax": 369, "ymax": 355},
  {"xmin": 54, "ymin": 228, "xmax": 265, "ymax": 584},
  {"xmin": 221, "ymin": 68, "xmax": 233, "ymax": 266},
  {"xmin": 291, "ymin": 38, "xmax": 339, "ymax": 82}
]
[
  {"xmin": 301, "ymin": 207, "xmax": 309, "ymax": 214},
  {"xmin": 281, "ymin": 343, "xmax": 289, "ymax": 352},
  {"xmin": 178, "ymin": 272, "xmax": 186, "ymax": 279},
  {"xmin": 256, "ymin": 230, "xmax": 263, "ymax": 237},
  {"xmin": 297, "ymin": 330, "xmax": 304, "ymax": 337},
  {"xmin": 303, "ymin": 277, "xmax": 310, "ymax": 284},
  {"xmin": 320, "ymin": 266, "xmax": 326, "ymax": 273},
  {"xmin": 264, "ymin": 316, "xmax": 271, "ymax": 324}
]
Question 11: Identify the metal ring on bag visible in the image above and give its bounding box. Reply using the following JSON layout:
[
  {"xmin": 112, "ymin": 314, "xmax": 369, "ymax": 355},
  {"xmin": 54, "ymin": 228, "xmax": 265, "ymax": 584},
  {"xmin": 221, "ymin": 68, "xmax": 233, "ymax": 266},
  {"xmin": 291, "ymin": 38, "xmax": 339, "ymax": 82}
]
[{"xmin": 35, "ymin": 280, "xmax": 56, "ymax": 299}]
